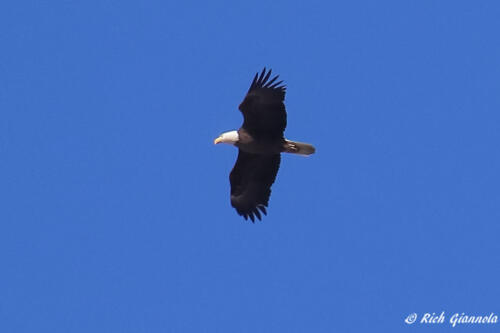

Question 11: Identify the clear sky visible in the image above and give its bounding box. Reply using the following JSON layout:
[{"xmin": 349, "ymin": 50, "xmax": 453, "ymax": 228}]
[{"xmin": 1, "ymin": 1, "xmax": 499, "ymax": 332}]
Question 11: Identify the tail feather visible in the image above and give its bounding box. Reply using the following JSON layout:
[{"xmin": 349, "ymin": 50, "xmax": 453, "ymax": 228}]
[{"xmin": 284, "ymin": 139, "xmax": 316, "ymax": 156}]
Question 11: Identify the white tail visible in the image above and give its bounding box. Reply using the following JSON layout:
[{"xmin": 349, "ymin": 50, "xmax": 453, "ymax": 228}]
[{"xmin": 284, "ymin": 139, "xmax": 316, "ymax": 156}]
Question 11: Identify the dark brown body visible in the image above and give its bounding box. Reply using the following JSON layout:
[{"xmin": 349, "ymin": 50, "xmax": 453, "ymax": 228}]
[{"xmin": 235, "ymin": 128, "xmax": 286, "ymax": 155}]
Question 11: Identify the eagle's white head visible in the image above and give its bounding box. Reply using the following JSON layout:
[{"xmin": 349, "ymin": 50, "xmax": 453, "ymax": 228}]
[{"xmin": 214, "ymin": 130, "xmax": 239, "ymax": 145}]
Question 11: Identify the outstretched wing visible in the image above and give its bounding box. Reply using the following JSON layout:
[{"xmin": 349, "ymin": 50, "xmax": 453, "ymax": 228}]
[
  {"xmin": 238, "ymin": 68, "xmax": 287, "ymax": 139},
  {"xmin": 229, "ymin": 150, "xmax": 281, "ymax": 222}
]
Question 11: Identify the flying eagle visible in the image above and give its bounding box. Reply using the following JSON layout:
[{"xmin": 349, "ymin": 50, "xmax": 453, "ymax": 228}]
[{"xmin": 214, "ymin": 68, "xmax": 315, "ymax": 222}]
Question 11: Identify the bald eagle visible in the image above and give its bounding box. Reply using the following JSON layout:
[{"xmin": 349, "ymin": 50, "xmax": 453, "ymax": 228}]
[{"xmin": 214, "ymin": 68, "xmax": 315, "ymax": 222}]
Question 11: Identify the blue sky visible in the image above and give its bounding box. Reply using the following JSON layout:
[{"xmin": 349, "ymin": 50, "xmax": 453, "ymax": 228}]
[{"xmin": 1, "ymin": 0, "xmax": 499, "ymax": 332}]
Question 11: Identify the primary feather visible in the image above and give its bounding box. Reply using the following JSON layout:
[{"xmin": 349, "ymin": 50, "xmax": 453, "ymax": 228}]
[{"xmin": 238, "ymin": 68, "xmax": 287, "ymax": 139}]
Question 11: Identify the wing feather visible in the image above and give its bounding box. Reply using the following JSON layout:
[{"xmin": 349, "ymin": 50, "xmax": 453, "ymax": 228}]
[
  {"xmin": 229, "ymin": 150, "xmax": 281, "ymax": 222},
  {"xmin": 238, "ymin": 68, "xmax": 287, "ymax": 139}
]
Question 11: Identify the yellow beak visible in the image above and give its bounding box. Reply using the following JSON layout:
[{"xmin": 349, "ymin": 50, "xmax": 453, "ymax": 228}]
[{"xmin": 214, "ymin": 137, "xmax": 222, "ymax": 145}]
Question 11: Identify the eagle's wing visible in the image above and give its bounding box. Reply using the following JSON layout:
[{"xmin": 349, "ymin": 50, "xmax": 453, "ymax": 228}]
[
  {"xmin": 238, "ymin": 68, "xmax": 287, "ymax": 139},
  {"xmin": 229, "ymin": 150, "xmax": 281, "ymax": 222}
]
